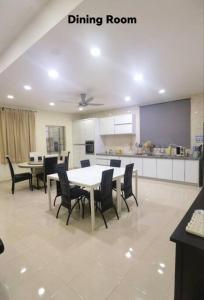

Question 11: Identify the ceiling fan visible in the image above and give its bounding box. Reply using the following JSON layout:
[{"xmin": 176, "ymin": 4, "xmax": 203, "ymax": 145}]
[{"xmin": 78, "ymin": 93, "xmax": 104, "ymax": 108}]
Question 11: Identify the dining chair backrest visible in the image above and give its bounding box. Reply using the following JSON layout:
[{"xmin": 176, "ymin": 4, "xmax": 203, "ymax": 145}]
[
  {"xmin": 44, "ymin": 157, "xmax": 58, "ymax": 176},
  {"xmin": 124, "ymin": 163, "xmax": 134, "ymax": 199},
  {"xmin": 110, "ymin": 159, "xmax": 121, "ymax": 168},
  {"xmin": 57, "ymin": 170, "xmax": 71, "ymax": 208},
  {"xmin": 6, "ymin": 156, "xmax": 14, "ymax": 179},
  {"xmin": 100, "ymin": 169, "xmax": 114, "ymax": 211},
  {"xmin": 64, "ymin": 151, "xmax": 70, "ymax": 171},
  {"xmin": 80, "ymin": 159, "xmax": 90, "ymax": 168},
  {"xmin": 55, "ymin": 163, "xmax": 67, "ymax": 173}
]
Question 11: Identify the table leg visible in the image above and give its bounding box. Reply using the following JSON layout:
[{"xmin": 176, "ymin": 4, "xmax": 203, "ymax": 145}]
[
  {"xmin": 116, "ymin": 177, "xmax": 121, "ymax": 216},
  {"xmin": 47, "ymin": 177, "xmax": 52, "ymax": 210},
  {"xmin": 90, "ymin": 187, "xmax": 95, "ymax": 232}
]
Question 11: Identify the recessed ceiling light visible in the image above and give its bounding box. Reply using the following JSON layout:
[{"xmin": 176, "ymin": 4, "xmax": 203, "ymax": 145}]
[
  {"xmin": 49, "ymin": 102, "xmax": 55, "ymax": 106},
  {"xmin": 133, "ymin": 73, "xmax": 143, "ymax": 82},
  {"xmin": 7, "ymin": 94, "xmax": 14, "ymax": 99},
  {"xmin": 48, "ymin": 69, "xmax": 59, "ymax": 79},
  {"xmin": 90, "ymin": 47, "xmax": 101, "ymax": 57},
  {"xmin": 125, "ymin": 96, "xmax": 131, "ymax": 102},
  {"xmin": 125, "ymin": 251, "xmax": 132, "ymax": 259},
  {"xmin": 24, "ymin": 85, "xmax": 32, "ymax": 90},
  {"xmin": 20, "ymin": 267, "xmax": 27, "ymax": 274},
  {"xmin": 38, "ymin": 287, "xmax": 45, "ymax": 296},
  {"xmin": 79, "ymin": 106, "xmax": 83, "ymax": 111},
  {"xmin": 157, "ymin": 269, "xmax": 164, "ymax": 275},
  {"xmin": 158, "ymin": 89, "xmax": 165, "ymax": 94},
  {"xmin": 159, "ymin": 263, "xmax": 166, "ymax": 268}
]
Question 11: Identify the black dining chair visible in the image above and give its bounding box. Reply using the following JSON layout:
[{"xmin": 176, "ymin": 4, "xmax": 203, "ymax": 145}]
[
  {"xmin": 0, "ymin": 239, "xmax": 4, "ymax": 254},
  {"xmin": 64, "ymin": 151, "xmax": 70, "ymax": 171},
  {"xmin": 6, "ymin": 156, "xmax": 33, "ymax": 194},
  {"xmin": 80, "ymin": 159, "xmax": 90, "ymax": 168},
  {"xmin": 121, "ymin": 163, "xmax": 138, "ymax": 212},
  {"xmin": 36, "ymin": 156, "xmax": 58, "ymax": 193},
  {"xmin": 110, "ymin": 159, "xmax": 121, "ymax": 168},
  {"xmin": 110, "ymin": 159, "xmax": 121, "ymax": 189},
  {"xmin": 94, "ymin": 169, "xmax": 119, "ymax": 228},
  {"xmin": 56, "ymin": 170, "xmax": 89, "ymax": 225}
]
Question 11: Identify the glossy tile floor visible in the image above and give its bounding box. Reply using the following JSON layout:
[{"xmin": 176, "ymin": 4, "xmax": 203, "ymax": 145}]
[{"xmin": 0, "ymin": 178, "xmax": 200, "ymax": 300}]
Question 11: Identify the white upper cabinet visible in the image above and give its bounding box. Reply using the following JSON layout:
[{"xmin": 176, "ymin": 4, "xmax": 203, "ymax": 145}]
[
  {"xmin": 99, "ymin": 117, "xmax": 115, "ymax": 135},
  {"xmin": 114, "ymin": 114, "xmax": 133, "ymax": 124},
  {"xmin": 99, "ymin": 114, "xmax": 135, "ymax": 135},
  {"xmin": 73, "ymin": 119, "xmax": 95, "ymax": 144}
]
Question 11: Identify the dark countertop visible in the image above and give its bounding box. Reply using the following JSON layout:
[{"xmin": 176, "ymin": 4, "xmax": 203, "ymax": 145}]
[
  {"xmin": 96, "ymin": 153, "xmax": 200, "ymax": 160},
  {"xmin": 170, "ymin": 188, "xmax": 204, "ymax": 251}
]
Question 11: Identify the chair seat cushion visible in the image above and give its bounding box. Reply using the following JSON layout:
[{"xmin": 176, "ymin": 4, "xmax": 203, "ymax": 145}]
[
  {"xmin": 70, "ymin": 187, "xmax": 89, "ymax": 200},
  {"xmin": 14, "ymin": 172, "xmax": 32, "ymax": 182}
]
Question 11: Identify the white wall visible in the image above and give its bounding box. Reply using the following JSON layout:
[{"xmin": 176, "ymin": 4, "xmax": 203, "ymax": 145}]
[{"xmin": 0, "ymin": 109, "xmax": 75, "ymax": 182}]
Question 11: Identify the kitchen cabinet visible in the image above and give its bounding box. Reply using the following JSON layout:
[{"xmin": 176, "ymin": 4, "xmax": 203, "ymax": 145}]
[
  {"xmin": 130, "ymin": 158, "xmax": 143, "ymax": 176},
  {"xmin": 96, "ymin": 155, "xmax": 110, "ymax": 166},
  {"xmin": 114, "ymin": 114, "xmax": 133, "ymax": 124},
  {"xmin": 157, "ymin": 159, "xmax": 173, "ymax": 180},
  {"xmin": 99, "ymin": 114, "xmax": 135, "ymax": 135},
  {"xmin": 120, "ymin": 157, "xmax": 131, "ymax": 167},
  {"xmin": 99, "ymin": 117, "xmax": 115, "ymax": 135},
  {"xmin": 73, "ymin": 119, "xmax": 95, "ymax": 144},
  {"xmin": 143, "ymin": 158, "xmax": 157, "ymax": 178},
  {"xmin": 114, "ymin": 114, "xmax": 135, "ymax": 134},
  {"xmin": 185, "ymin": 160, "xmax": 199, "ymax": 184},
  {"xmin": 173, "ymin": 160, "xmax": 185, "ymax": 182},
  {"xmin": 114, "ymin": 124, "xmax": 134, "ymax": 134},
  {"xmin": 73, "ymin": 145, "xmax": 86, "ymax": 168}
]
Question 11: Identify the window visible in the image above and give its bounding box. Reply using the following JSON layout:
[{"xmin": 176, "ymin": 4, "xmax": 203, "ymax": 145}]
[{"xmin": 46, "ymin": 126, "xmax": 65, "ymax": 154}]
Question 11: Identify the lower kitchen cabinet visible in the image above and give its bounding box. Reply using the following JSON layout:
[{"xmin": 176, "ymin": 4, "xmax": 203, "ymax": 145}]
[
  {"xmin": 130, "ymin": 158, "xmax": 143, "ymax": 176},
  {"xmin": 185, "ymin": 160, "xmax": 199, "ymax": 184},
  {"xmin": 143, "ymin": 158, "xmax": 157, "ymax": 178},
  {"xmin": 157, "ymin": 159, "xmax": 173, "ymax": 180},
  {"xmin": 173, "ymin": 160, "xmax": 185, "ymax": 182}
]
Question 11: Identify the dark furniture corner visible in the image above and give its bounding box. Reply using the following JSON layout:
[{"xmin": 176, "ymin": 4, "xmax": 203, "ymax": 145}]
[
  {"xmin": 170, "ymin": 188, "xmax": 204, "ymax": 300},
  {"xmin": 6, "ymin": 156, "xmax": 33, "ymax": 194}
]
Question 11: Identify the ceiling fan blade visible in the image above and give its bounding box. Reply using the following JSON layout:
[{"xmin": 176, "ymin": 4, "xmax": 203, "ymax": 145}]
[
  {"xmin": 88, "ymin": 103, "xmax": 104, "ymax": 106},
  {"xmin": 86, "ymin": 97, "xmax": 94, "ymax": 103}
]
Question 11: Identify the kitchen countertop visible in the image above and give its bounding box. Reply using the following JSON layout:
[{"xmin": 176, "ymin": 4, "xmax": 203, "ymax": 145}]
[{"xmin": 96, "ymin": 153, "xmax": 200, "ymax": 160}]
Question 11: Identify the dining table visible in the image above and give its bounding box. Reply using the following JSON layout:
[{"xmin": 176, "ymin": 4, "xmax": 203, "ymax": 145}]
[{"xmin": 47, "ymin": 165, "xmax": 138, "ymax": 231}]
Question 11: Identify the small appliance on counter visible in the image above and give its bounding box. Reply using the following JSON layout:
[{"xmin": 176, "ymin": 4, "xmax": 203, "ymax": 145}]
[{"xmin": 176, "ymin": 146, "xmax": 185, "ymax": 156}]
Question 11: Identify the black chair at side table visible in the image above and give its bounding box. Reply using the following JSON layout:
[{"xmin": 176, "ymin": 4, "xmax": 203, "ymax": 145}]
[
  {"xmin": 6, "ymin": 156, "xmax": 33, "ymax": 194},
  {"xmin": 121, "ymin": 163, "xmax": 138, "ymax": 212},
  {"xmin": 94, "ymin": 169, "xmax": 119, "ymax": 228},
  {"xmin": 80, "ymin": 159, "xmax": 90, "ymax": 168},
  {"xmin": 110, "ymin": 159, "xmax": 121, "ymax": 168},
  {"xmin": 0, "ymin": 239, "xmax": 4, "ymax": 254},
  {"xmin": 36, "ymin": 156, "xmax": 58, "ymax": 193},
  {"xmin": 56, "ymin": 170, "xmax": 89, "ymax": 225}
]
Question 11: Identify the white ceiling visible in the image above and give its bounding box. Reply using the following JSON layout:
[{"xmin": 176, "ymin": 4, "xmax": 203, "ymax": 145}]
[
  {"xmin": 0, "ymin": 0, "xmax": 50, "ymax": 56},
  {"xmin": 0, "ymin": 0, "xmax": 203, "ymax": 114}
]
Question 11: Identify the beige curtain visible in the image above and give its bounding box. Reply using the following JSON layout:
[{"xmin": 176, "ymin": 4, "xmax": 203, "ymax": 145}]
[{"xmin": 0, "ymin": 108, "xmax": 36, "ymax": 163}]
